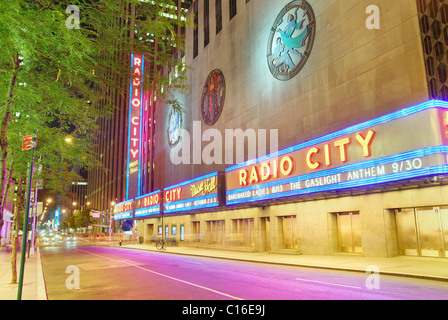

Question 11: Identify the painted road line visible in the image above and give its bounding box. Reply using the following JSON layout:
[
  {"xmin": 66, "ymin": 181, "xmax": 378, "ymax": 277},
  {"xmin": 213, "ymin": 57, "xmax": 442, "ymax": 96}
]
[
  {"xmin": 78, "ymin": 248, "xmax": 243, "ymax": 300},
  {"xmin": 295, "ymin": 278, "xmax": 363, "ymax": 289}
]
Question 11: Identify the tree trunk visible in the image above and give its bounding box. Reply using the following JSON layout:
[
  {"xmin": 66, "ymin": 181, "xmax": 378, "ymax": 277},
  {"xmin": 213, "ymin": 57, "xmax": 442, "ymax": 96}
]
[
  {"xmin": 10, "ymin": 175, "xmax": 22, "ymax": 284},
  {"xmin": 0, "ymin": 53, "xmax": 20, "ymax": 231},
  {"xmin": 0, "ymin": 159, "xmax": 14, "ymax": 235}
]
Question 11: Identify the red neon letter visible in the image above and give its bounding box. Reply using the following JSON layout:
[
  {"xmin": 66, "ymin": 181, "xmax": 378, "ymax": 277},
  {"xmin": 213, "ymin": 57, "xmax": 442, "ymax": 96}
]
[
  {"xmin": 239, "ymin": 169, "xmax": 248, "ymax": 186},
  {"xmin": 355, "ymin": 130, "xmax": 375, "ymax": 157},
  {"xmin": 334, "ymin": 138, "xmax": 350, "ymax": 162},
  {"xmin": 261, "ymin": 163, "xmax": 270, "ymax": 181},
  {"xmin": 324, "ymin": 144, "xmax": 331, "ymax": 166},
  {"xmin": 249, "ymin": 167, "xmax": 259, "ymax": 184},
  {"xmin": 134, "ymin": 57, "xmax": 142, "ymax": 67},
  {"xmin": 306, "ymin": 148, "xmax": 320, "ymax": 170},
  {"xmin": 280, "ymin": 156, "xmax": 294, "ymax": 176},
  {"xmin": 165, "ymin": 190, "xmax": 170, "ymax": 202},
  {"xmin": 132, "ymin": 98, "xmax": 141, "ymax": 107},
  {"xmin": 131, "ymin": 116, "xmax": 139, "ymax": 126}
]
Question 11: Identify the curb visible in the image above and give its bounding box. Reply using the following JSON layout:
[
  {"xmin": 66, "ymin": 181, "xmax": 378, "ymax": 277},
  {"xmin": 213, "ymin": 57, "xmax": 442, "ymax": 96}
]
[{"xmin": 36, "ymin": 248, "xmax": 48, "ymax": 300}]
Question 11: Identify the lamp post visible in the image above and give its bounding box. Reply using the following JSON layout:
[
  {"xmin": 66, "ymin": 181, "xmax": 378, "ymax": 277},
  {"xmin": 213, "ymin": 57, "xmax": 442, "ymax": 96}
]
[
  {"xmin": 17, "ymin": 132, "xmax": 37, "ymax": 300},
  {"xmin": 109, "ymin": 201, "xmax": 115, "ymax": 241}
]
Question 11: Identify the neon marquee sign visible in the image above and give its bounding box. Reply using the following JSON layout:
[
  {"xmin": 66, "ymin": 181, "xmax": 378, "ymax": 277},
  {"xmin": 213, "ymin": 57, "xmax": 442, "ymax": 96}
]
[
  {"xmin": 237, "ymin": 129, "xmax": 375, "ymax": 187},
  {"xmin": 126, "ymin": 53, "xmax": 145, "ymax": 200},
  {"xmin": 226, "ymin": 100, "xmax": 448, "ymax": 205},
  {"xmin": 134, "ymin": 190, "xmax": 162, "ymax": 218},
  {"xmin": 163, "ymin": 172, "xmax": 224, "ymax": 214},
  {"xmin": 114, "ymin": 200, "xmax": 134, "ymax": 220}
]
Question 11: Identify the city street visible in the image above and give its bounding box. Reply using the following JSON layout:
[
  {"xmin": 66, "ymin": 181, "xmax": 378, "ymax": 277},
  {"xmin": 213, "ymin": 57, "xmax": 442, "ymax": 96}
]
[{"xmin": 40, "ymin": 244, "xmax": 448, "ymax": 300}]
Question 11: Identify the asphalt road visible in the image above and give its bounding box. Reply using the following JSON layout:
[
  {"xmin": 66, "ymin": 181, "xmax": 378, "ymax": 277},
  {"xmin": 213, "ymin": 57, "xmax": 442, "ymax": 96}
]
[{"xmin": 40, "ymin": 244, "xmax": 448, "ymax": 301}]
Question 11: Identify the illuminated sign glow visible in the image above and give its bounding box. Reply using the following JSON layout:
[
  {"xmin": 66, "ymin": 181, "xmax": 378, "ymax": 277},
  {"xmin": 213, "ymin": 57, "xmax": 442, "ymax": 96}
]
[
  {"xmin": 134, "ymin": 190, "xmax": 162, "ymax": 218},
  {"xmin": 114, "ymin": 200, "xmax": 134, "ymax": 220},
  {"xmin": 163, "ymin": 172, "xmax": 224, "ymax": 214},
  {"xmin": 226, "ymin": 100, "xmax": 448, "ymax": 205},
  {"xmin": 237, "ymin": 129, "xmax": 375, "ymax": 187},
  {"xmin": 126, "ymin": 52, "xmax": 145, "ymax": 200}
]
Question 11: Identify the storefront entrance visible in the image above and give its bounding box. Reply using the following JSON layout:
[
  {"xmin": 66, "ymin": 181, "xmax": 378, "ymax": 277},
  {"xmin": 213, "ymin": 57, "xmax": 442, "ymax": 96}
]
[
  {"xmin": 232, "ymin": 218, "xmax": 255, "ymax": 248},
  {"xmin": 206, "ymin": 220, "xmax": 225, "ymax": 245},
  {"xmin": 192, "ymin": 221, "xmax": 200, "ymax": 242},
  {"xmin": 279, "ymin": 216, "xmax": 298, "ymax": 249},
  {"xmin": 396, "ymin": 207, "xmax": 448, "ymax": 258},
  {"xmin": 146, "ymin": 224, "xmax": 154, "ymax": 243},
  {"xmin": 260, "ymin": 217, "xmax": 271, "ymax": 252}
]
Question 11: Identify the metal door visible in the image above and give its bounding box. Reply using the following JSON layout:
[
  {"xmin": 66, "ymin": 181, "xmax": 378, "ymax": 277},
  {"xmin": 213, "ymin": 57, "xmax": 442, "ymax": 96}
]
[
  {"xmin": 282, "ymin": 216, "xmax": 298, "ymax": 249},
  {"xmin": 337, "ymin": 212, "xmax": 362, "ymax": 253},
  {"xmin": 395, "ymin": 208, "xmax": 419, "ymax": 256},
  {"xmin": 415, "ymin": 208, "xmax": 442, "ymax": 257},
  {"xmin": 396, "ymin": 207, "xmax": 447, "ymax": 258},
  {"xmin": 265, "ymin": 218, "xmax": 271, "ymax": 252},
  {"xmin": 440, "ymin": 208, "xmax": 448, "ymax": 257}
]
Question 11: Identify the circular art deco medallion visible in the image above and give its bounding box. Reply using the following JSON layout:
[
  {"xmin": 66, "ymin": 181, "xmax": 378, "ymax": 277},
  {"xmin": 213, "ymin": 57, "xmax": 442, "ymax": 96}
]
[
  {"xmin": 267, "ymin": 0, "xmax": 316, "ymax": 81},
  {"xmin": 201, "ymin": 69, "xmax": 226, "ymax": 126},
  {"xmin": 167, "ymin": 107, "xmax": 183, "ymax": 148}
]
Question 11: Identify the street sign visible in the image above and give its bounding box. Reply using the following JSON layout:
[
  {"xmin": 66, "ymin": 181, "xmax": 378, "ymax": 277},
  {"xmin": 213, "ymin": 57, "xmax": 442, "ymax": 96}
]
[
  {"xmin": 22, "ymin": 135, "xmax": 33, "ymax": 150},
  {"xmin": 90, "ymin": 210, "xmax": 101, "ymax": 218}
]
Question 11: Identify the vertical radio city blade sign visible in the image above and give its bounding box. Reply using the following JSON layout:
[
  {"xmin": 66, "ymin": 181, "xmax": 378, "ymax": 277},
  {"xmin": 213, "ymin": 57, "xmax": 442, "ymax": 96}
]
[{"xmin": 127, "ymin": 53, "xmax": 144, "ymax": 200}]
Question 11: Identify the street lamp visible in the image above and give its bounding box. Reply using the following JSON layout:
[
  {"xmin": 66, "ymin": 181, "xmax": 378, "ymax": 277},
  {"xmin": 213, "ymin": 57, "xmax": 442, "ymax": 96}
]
[{"xmin": 109, "ymin": 201, "xmax": 116, "ymax": 241}]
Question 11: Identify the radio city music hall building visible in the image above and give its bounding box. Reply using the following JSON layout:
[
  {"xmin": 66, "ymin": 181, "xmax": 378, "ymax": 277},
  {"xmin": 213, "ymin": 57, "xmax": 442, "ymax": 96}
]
[{"xmin": 107, "ymin": 0, "xmax": 448, "ymax": 259}]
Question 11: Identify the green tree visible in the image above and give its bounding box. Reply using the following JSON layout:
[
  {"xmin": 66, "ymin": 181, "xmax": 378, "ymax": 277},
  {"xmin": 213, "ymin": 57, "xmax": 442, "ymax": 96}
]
[
  {"xmin": 0, "ymin": 0, "xmax": 190, "ymax": 286},
  {"xmin": 0, "ymin": 0, "xmax": 104, "ymax": 228},
  {"xmin": 74, "ymin": 209, "xmax": 92, "ymax": 230},
  {"xmin": 0, "ymin": 0, "xmax": 191, "ymax": 228},
  {"xmin": 60, "ymin": 211, "xmax": 76, "ymax": 232}
]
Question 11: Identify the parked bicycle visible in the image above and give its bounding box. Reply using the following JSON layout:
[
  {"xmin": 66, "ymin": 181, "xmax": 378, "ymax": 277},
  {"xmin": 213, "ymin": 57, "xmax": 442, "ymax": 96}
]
[{"xmin": 155, "ymin": 238, "xmax": 166, "ymax": 250}]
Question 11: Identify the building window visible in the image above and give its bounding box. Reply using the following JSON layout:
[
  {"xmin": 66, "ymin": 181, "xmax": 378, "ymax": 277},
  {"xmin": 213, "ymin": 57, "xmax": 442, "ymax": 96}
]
[
  {"xmin": 215, "ymin": 0, "xmax": 222, "ymax": 34},
  {"xmin": 193, "ymin": 0, "xmax": 198, "ymax": 58},
  {"xmin": 229, "ymin": 0, "xmax": 237, "ymax": 20},
  {"xmin": 204, "ymin": 0, "xmax": 210, "ymax": 47}
]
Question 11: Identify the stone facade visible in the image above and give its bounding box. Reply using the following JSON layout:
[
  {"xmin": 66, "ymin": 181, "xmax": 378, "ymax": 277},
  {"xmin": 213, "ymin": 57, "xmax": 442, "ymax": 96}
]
[{"xmin": 135, "ymin": 0, "xmax": 448, "ymax": 258}]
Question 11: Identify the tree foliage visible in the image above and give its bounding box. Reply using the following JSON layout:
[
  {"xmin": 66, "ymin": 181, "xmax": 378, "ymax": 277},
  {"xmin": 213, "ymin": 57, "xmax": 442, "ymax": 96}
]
[
  {"xmin": 0, "ymin": 0, "xmax": 191, "ymax": 224},
  {"xmin": 60, "ymin": 209, "xmax": 92, "ymax": 231}
]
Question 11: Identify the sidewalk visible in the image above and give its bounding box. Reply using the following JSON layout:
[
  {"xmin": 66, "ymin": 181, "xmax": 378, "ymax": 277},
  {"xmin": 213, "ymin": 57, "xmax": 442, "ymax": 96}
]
[
  {"xmin": 0, "ymin": 248, "xmax": 47, "ymax": 300},
  {"xmin": 116, "ymin": 243, "xmax": 448, "ymax": 282}
]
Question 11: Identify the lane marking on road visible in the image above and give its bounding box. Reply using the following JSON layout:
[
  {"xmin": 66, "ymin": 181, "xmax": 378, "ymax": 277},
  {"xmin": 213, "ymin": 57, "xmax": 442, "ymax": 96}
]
[
  {"xmin": 295, "ymin": 278, "xmax": 363, "ymax": 289},
  {"xmin": 78, "ymin": 248, "xmax": 243, "ymax": 300}
]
